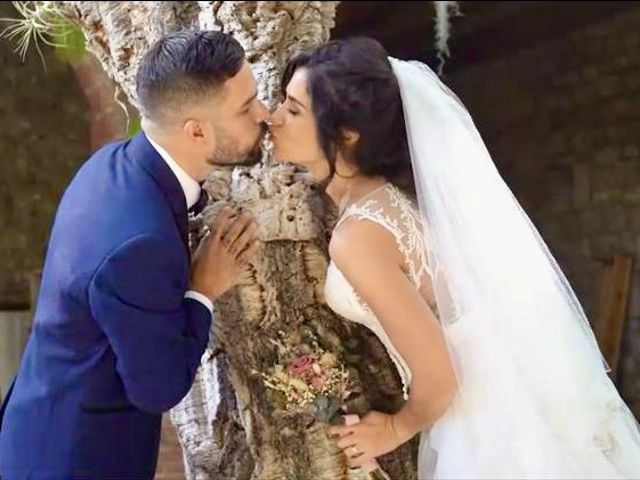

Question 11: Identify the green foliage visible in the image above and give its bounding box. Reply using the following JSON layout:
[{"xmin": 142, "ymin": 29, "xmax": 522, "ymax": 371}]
[
  {"xmin": 127, "ymin": 116, "xmax": 142, "ymax": 138},
  {"xmin": 52, "ymin": 19, "xmax": 86, "ymax": 62}
]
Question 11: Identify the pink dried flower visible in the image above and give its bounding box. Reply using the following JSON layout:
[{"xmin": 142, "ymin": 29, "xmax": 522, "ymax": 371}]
[{"xmin": 289, "ymin": 355, "xmax": 315, "ymax": 376}]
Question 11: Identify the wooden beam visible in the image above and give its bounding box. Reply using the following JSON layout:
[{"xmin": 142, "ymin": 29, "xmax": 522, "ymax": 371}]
[{"xmin": 595, "ymin": 255, "xmax": 634, "ymax": 379}]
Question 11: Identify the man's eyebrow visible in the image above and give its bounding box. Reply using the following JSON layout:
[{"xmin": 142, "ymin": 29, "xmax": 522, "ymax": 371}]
[{"xmin": 240, "ymin": 91, "xmax": 258, "ymax": 109}]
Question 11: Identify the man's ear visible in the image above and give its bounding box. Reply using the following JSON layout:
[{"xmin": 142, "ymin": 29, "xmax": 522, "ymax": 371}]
[{"xmin": 183, "ymin": 119, "xmax": 206, "ymax": 142}]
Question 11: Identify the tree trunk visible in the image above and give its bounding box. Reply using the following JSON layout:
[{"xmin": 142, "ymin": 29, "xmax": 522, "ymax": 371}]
[{"xmin": 58, "ymin": 2, "xmax": 419, "ymax": 479}]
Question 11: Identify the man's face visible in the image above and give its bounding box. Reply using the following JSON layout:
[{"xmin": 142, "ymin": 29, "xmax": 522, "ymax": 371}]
[
  {"xmin": 206, "ymin": 61, "xmax": 269, "ymax": 167},
  {"xmin": 176, "ymin": 60, "xmax": 269, "ymax": 181}
]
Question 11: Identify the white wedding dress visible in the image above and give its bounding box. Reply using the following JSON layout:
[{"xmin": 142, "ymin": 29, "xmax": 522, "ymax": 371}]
[
  {"xmin": 325, "ymin": 182, "xmax": 433, "ymax": 401},
  {"xmin": 323, "ymin": 182, "xmax": 640, "ymax": 479}
]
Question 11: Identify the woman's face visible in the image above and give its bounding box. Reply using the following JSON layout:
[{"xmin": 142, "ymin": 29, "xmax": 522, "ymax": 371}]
[{"xmin": 269, "ymin": 68, "xmax": 330, "ymax": 181}]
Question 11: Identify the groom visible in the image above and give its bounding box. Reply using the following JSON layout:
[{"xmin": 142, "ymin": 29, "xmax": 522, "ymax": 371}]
[{"xmin": 0, "ymin": 31, "xmax": 268, "ymax": 479}]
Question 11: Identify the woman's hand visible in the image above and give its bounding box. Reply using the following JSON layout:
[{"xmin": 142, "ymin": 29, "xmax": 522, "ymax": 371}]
[{"xmin": 328, "ymin": 411, "xmax": 404, "ymax": 469}]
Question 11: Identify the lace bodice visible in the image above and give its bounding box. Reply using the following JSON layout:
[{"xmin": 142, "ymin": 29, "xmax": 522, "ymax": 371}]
[{"xmin": 324, "ymin": 183, "xmax": 437, "ymax": 399}]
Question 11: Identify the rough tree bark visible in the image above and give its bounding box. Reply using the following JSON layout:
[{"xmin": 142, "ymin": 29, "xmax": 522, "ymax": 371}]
[{"xmin": 56, "ymin": 2, "xmax": 419, "ymax": 479}]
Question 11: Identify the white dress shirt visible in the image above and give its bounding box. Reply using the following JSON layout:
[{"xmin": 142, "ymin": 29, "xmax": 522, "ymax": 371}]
[{"xmin": 146, "ymin": 134, "xmax": 214, "ymax": 317}]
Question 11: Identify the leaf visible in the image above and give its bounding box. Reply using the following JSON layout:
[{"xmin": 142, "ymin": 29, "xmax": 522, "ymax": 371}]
[
  {"xmin": 127, "ymin": 117, "xmax": 141, "ymax": 138},
  {"xmin": 310, "ymin": 395, "xmax": 342, "ymax": 424},
  {"xmin": 52, "ymin": 22, "xmax": 86, "ymax": 62}
]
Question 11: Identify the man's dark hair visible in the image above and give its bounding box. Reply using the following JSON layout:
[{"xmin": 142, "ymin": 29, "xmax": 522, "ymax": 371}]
[{"xmin": 136, "ymin": 30, "xmax": 245, "ymax": 121}]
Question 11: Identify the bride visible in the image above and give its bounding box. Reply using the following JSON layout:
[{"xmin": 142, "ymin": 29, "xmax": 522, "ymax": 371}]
[{"xmin": 268, "ymin": 36, "xmax": 640, "ymax": 478}]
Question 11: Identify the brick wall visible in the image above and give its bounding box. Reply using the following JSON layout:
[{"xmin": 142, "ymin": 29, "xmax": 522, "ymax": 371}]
[{"xmin": 448, "ymin": 6, "xmax": 640, "ymax": 414}]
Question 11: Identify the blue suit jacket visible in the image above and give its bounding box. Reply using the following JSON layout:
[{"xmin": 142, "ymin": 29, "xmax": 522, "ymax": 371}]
[{"xmin": 0, "ymin": 133, "xmax": 212, "ymax": 479}]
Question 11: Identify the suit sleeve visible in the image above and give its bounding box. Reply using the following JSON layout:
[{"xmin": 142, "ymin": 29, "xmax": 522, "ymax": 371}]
[{"xmin": 87, "ymin": 233, "xmax": 212, "ymax": 414}]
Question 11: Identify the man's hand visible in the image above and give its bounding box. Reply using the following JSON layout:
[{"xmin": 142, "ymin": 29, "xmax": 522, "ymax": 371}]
[{"xmin": 190, "ymin": 206, "xmax": 260, "ymax": 301}]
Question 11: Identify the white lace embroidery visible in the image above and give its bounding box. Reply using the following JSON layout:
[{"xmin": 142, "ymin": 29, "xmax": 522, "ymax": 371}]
[
  {"xmin": 326, "ymin": 183, "xmax": 436, "ymax": 399},
  {"xmin": 335, "ymin": 183, "xmax": 432, "ymax": 289}
]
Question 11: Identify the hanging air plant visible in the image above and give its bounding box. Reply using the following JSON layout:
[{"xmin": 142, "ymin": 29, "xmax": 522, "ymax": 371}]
[
  {"xmin": 433, "ymin": 1, "xmax": 463, "ymax": 75},
  {"xmin": 0, "ymin": 1, "xmax": 86, "ymax": 66}
]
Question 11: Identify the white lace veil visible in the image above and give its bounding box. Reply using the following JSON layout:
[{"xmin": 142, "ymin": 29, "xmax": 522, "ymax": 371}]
[{"xmin": 388, "ymin": 57, "xmax": 640, "ymax": 479}]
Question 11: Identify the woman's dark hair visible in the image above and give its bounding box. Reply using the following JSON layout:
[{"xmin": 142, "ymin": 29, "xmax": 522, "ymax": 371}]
[
  {"xmin": 282, "ymin": 37, "xmax": 414, "ymax": 196},
  {"xmin": 136, "ymin": 30, "xmax": 245, "ymax": 121}
]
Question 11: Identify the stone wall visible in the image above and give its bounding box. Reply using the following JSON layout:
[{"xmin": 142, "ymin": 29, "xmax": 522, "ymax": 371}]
[{"xmin": 449, "ymin": 6, "xmax": 640, "ymax": 414}]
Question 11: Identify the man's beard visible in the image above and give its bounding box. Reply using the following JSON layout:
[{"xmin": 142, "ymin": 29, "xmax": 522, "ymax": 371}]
[{"xmin": 206, "ymin": 125, "xmax": 266, "ymax": 168}]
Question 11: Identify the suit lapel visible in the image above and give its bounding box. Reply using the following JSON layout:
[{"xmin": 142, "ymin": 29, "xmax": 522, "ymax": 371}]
[{"xmin": 127, "ymin": 132, "xmax": 190, "ymax": 259}]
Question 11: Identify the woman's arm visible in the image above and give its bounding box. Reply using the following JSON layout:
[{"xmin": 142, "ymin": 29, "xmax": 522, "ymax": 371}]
[{"xmin": 328, "ymin": 218, "xmax": 457, "ymax": 466}]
